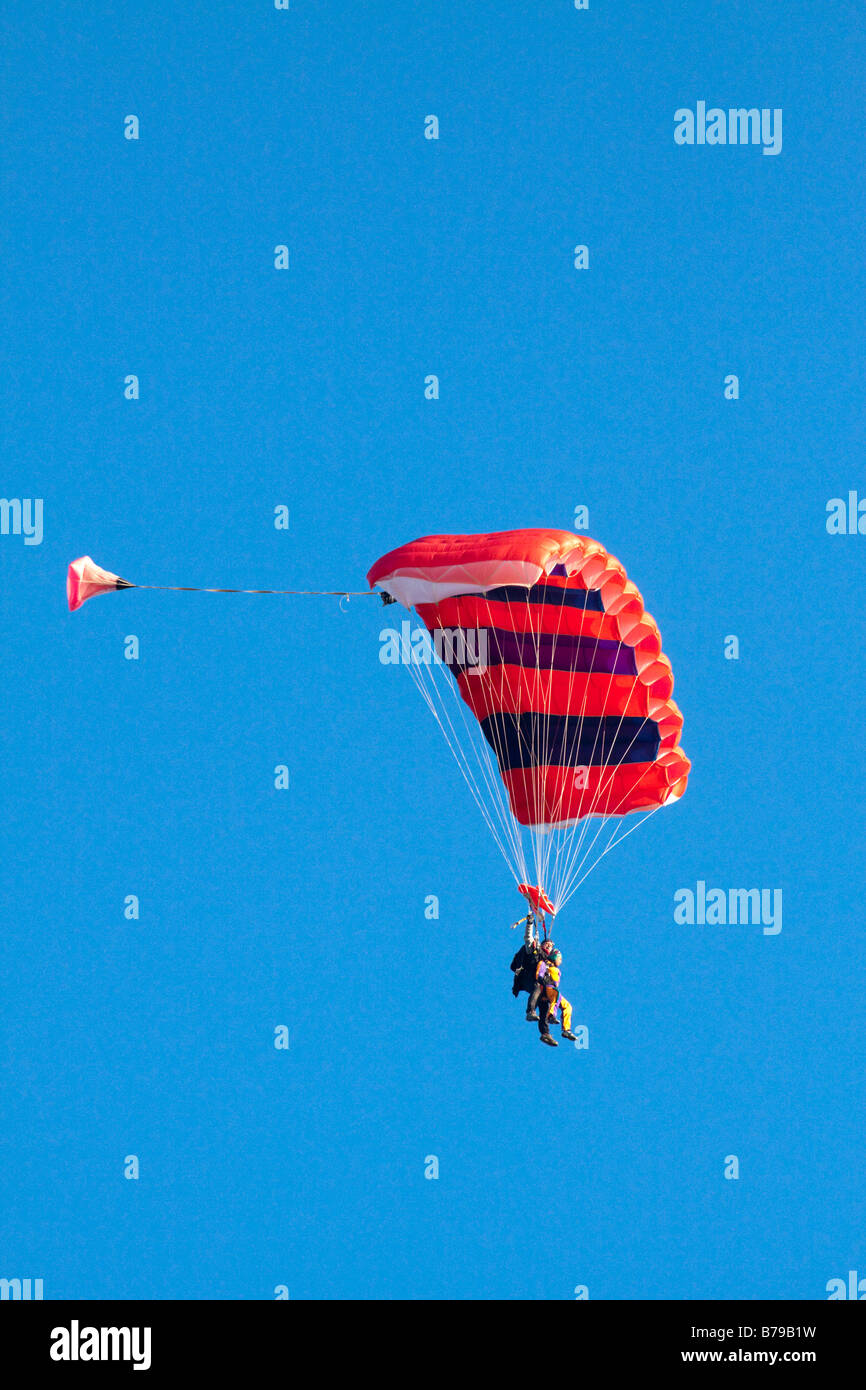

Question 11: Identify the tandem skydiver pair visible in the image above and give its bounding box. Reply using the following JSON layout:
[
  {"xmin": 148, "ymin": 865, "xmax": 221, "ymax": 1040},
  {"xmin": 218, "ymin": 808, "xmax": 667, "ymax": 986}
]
[{"xmin": 510, "ymin": 913, "xmax": 577, "ymax": 1048}]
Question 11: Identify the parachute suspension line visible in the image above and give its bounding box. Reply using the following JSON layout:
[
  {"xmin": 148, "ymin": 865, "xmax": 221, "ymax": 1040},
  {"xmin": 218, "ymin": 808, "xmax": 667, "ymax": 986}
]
[
  {"xmin": 558, "ymin": 797, "xmax": 668, "ymax": 910},
  {"xmin": 475, "ymin": 679, "xmax": 530, "ymax": 886},
  {"xmin": 555, "ymin": 720, "xmax": 649, "ymax": 907},
  {"xmin": 468, "ymin": 664, "xmax": 531, "ymax": 888},
  {"xmin": 429, "ymin": 611, "xmax": 531, "ymax": 886},
  {"xmin": 600, "ymin": 792, "xmax": 667, "ymax": 858},
  {"xmin": 452, "ymin": 606, "xmax": 532, "ymax": 890},
  {"xmin": 557, "ymin": 589, "xmax": 667, "ymax": 897},
  {"xmin": 401, "ymin": 618, "xmax": 526, "ymax": 890},
  {"xmin": 554, "ymin": 700, "xmax": 671, "ymax": 913},
  {"xmin": 403, "ymin": 641, "xmax": 514, "ymax": 876},
  {"xmin": 439, "ymin": 636, "xmax": 529, "ymax": 887},
  {"xmin": 403, "ymin": 647, "xmax": 512, "ymax": 877}
]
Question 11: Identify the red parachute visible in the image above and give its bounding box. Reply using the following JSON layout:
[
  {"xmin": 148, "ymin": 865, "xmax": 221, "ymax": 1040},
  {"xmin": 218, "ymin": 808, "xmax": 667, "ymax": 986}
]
[{"xmin": 368, "ymin": 529, "xmax": 690, "ymax": 914}]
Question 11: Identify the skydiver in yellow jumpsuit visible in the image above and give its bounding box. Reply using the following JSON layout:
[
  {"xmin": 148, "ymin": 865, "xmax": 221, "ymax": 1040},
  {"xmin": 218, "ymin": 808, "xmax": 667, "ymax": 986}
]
[{"xmin": 537, "ymin": 950, "xmax": 577, "ymax": 1046}]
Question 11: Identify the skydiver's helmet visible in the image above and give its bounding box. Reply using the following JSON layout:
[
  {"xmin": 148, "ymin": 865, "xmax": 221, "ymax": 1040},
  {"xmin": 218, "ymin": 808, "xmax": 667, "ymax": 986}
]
[{"xmin": 552, "ymin": 950, "xmax": 562, "ymax": 966}]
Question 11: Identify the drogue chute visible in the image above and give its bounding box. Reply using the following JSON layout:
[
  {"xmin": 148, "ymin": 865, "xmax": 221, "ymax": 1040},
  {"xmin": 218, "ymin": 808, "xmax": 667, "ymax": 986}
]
[{"xmin": 67, "ymin": 557, "xmax": 133, "ymax": 611}]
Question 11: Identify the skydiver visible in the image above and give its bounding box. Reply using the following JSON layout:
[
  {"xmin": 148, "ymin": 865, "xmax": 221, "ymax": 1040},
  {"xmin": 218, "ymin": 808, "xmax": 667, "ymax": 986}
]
[
  {"xmin": 526, "ymin": 936, "xmax": 556, "ymax": 1023},
  {"xmin": 536, "ymin": 948, "xmax": 578, "ymax": 1047},
  {"xmin": 510, "ymin": 913, "xmax": 544, "ymax": 1020}
]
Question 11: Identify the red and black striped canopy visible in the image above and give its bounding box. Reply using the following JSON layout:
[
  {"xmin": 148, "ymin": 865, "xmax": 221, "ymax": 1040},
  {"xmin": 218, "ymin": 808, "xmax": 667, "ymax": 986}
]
[{"xmin": 368, "ymin": 529, "xmax": 690, "ymax": 827}]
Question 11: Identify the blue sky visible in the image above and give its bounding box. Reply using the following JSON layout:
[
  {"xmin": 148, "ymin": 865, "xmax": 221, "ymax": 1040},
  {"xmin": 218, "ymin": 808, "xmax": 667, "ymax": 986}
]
[{"xmin": 2, "ymin": 2, "xmax": 864, "ymax": 1300}]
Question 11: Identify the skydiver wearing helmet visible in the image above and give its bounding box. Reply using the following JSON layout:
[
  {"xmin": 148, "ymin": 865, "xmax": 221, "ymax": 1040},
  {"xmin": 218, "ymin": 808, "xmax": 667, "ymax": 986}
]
[{"xmin": 536, "ymin": 948, "xmax": 577, "ymax": 1047}]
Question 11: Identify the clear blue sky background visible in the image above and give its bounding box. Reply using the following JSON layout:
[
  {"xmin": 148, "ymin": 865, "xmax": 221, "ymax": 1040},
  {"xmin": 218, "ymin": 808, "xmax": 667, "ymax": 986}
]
[{"xmin": 2, "ymin": 2, "xmax": 864, "ymax": 1300}]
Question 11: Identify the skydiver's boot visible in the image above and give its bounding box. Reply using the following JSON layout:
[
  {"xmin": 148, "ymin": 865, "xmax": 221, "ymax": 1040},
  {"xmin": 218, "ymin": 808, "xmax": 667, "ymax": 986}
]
[
  {"xmin": 525, "ymin": 1008, "xmax": 540, "ymax": 1021},
  {"xmin": 561, "ymin": 1028, "xmax": 577, "ymax": 1041},
  {"xmin": 540, "ymin": 1033, "xmax": 558, "ymax": 1047}
]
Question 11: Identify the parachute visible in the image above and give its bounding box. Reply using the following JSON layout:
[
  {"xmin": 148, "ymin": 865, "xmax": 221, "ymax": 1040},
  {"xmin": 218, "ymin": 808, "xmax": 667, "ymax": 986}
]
[
  {"xmin": 368, "ymin": 529, "xmax": 690, "ymax": 916},
  {"xmin": 67, "ymin": 556, "xmax": 133, "ymax": 611}
]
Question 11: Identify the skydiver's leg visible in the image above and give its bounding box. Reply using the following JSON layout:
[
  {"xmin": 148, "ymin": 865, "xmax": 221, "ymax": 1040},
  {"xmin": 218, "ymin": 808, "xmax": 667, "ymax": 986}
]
[
  {"xmin": 537, "ymin": 994, "xmax": 550, "ymax": 1036},
  {"xmin": 538, "ymin": 995, "xmax": 557, "ymax": 1046},
  {"xmin": 560, "ymin": 995, "xmax": 577, "ymax": 1041},
  {"xmin": 525, "ymin": 977, "xmax": 540, "ymax": 1020}
]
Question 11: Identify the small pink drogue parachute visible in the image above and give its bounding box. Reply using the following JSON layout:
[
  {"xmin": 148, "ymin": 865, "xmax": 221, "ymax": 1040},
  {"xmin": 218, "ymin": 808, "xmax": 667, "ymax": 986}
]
[{"xmin": 67, "ymin": 557, "xmax": 134, "ymax": 611}]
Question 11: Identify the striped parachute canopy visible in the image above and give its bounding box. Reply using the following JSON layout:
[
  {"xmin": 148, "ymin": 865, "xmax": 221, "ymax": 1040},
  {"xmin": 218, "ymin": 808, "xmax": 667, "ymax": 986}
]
[{"xmin": 368, "ymin": 529, "xmax": 690, "ymax": 915}]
